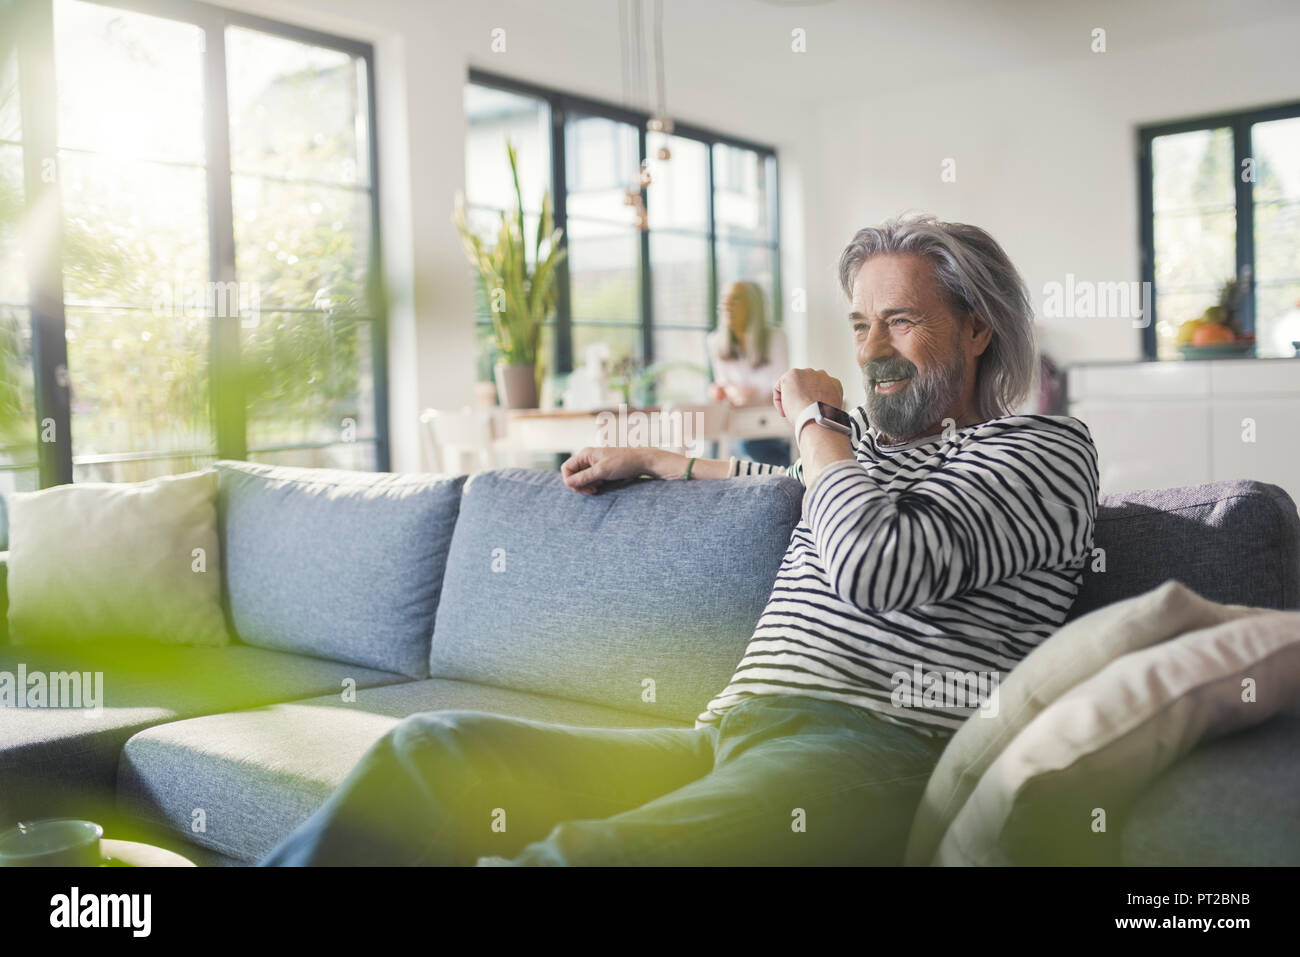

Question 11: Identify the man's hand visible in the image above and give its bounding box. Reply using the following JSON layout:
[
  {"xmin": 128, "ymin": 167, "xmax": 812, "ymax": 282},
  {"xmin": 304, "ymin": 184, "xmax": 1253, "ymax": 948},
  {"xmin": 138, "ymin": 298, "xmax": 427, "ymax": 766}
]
[
  {"xmin": 773, "ymin": 368, "xmax": 845, "ymax": 423},
  {"xmin": 560, "ymin": 446, "xmax": 656, "ymax": 494}
]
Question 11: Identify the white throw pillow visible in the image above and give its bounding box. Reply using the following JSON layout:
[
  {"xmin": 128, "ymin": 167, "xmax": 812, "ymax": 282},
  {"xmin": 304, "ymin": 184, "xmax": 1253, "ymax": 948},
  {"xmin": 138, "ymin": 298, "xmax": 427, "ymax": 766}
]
[
  {"xmin": 6, "ymin": 470, "xmax": 229, "ymax": 648},
  {"xmin": 905, "ymin": 580, "xmax": 1264, "ymax": 865},
  {"xmin": 933, "ymin": 609, "xmax": 1300, "ymax": 865}
]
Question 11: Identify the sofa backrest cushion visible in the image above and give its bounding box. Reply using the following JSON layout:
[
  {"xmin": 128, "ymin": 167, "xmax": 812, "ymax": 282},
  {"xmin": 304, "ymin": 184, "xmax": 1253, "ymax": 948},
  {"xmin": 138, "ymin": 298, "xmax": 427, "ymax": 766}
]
[
  {"xmin": 428, "ymin": 468, "xmax": 805, "ymax": 723},
  {"xmin": 216, "ymin": 461, "xmax": 465, "ymax": 678},
  {"xmin": 1066, "ymin": 480, "xmax": 1300, "ymax": 622}
]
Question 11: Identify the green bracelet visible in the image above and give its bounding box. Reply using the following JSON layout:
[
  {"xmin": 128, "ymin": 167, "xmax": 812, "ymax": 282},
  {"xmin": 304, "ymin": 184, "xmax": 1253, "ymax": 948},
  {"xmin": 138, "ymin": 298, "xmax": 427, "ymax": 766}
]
[{"xmin": 684, "ymin": 457, "xmax": 696, "ymax": 480}]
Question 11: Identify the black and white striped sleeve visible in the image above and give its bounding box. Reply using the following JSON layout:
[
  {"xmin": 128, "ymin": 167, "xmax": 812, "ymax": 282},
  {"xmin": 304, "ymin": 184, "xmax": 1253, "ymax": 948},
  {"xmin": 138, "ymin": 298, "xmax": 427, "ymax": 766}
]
[
  {"xmin": 735, "ymin": 458, "xmax": 805, "ymax": 484},
  {"xmin": 803, "ymin": 417, "xmax": 1098, "ymax": 613}
]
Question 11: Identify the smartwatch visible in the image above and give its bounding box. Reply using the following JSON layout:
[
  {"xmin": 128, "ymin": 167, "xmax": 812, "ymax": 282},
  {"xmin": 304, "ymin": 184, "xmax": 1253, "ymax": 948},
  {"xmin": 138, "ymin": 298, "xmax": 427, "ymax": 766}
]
[{"xmin": 795, "ymin": 401, "xmax": 853, "ymax": 441}]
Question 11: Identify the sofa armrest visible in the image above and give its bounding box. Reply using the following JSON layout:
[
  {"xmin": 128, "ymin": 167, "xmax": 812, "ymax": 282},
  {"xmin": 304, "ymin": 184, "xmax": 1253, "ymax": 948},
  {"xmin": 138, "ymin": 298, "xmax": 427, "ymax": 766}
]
[{"xmin": 1121, "ymin": 703, "xmax": 1300, "ymax": 865}]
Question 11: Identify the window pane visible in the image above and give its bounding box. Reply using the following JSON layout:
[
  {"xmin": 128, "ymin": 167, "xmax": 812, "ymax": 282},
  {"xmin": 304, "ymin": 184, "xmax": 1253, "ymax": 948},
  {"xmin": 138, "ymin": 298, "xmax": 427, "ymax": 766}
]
[
  {"xmin": 0, "ymin": 54, "xmax": 31, "ymax": 478},
  {"xmin": 249, "ymin": 441, "xmax": 375, "ymax": 471},
  {"xmin": 228, "ymin": 36, "xmax": 375, "ymax": 304},
  {"xmin": 0, "ymin": 467, "xmax": 39, "ymax": 498},
  {"xmin": 1, "ymin": 143, "xmax": 24, "ymax": 306},
  {"xmin": 464, "ymin": 84, "xmax": 550, "ymax": 213},
  {"xmin": 0, "ymin": 305, "xmax": 37, "ymax": 473},
  {"xmin": 566, "ymin": 114, "xmax": 639, "ymax": 225},
  {"xmin": 716, "ymin": 240, "xmax": 776, "ymax": 326},
  {"xmin": 73, "ymin": 453, "xmax": 217, "ymax": 484},
  {"xmin": 61, "ymin": 152, "xmax": 208, "ymax": 306},
  {"xmin": 65, "ymin": 305, "xmax": 213, "ymax": 460},
  {"xmin": 227, "ymin": 28, "xmax": 369, "ymax": 186},
  {"xmin": 572, "ymin": 322, "xmax": 641, "ymax": 385},
  {"xmin": 713, "ymin": 144, "xmax": 775, "ymax": 241},
  {"xmin": 1150, "ymin": 127, "xmax": 1236, "ymax": 359},
  {"xmin": 1152, "ymin": 127, "xmax": 1235, "ymax": 211},
  {"xmin": 646, "ymin": 133, "xmax": 708, "ymax": 232},
  {"xmin": 0, "ymin": 46, "xmax": 20, "ymax": 142},
  {"xmin": 651, "ymin": 327, "xmax": 710, "ymax": 402},
  {"xmin": 232, "ymin": 175, "xmax": 370, "ymax": 310},
  {"xmin": 568, "ymin": 218, "xmax": 640, "ymax": 322},
  {"xmin": 651, "ymin": 232, "xmax": 709, "ymax": 328},
  {"xmin": 1255, "ymin": 282, "xmax": 1300, "ymax": 358},
  {"xmin": 53, "ymin": 0, "xmax": 204, "ymax": 164},
  {"xmin": 1, "ymin": 38, "xmax": 22, "ymax": 307},
  {"xmin": 53, "ymin": 0, "xmax": 215, "ymax": 476},
  {"xmin": 1252, "ymin": 117, "xmax": 1300, "ymax": 358},
  {"xmin": 243, "ymin": 313, "xmax": 376, "ymax": 451}
]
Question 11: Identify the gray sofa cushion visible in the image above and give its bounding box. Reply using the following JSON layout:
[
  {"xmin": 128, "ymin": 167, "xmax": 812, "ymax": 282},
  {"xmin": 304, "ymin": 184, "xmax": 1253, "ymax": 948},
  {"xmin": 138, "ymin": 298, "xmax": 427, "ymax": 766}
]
[
  {"xmin": 0, "ymin": 642, "xmax": 407, "ymax": 826},
  {"xmin": 117, "ymin": 677, "xmax": 686, "ymax": 863},
  {"xmin": 1067, "ymin": 480, "xmax": 1300, "ymax": 622},
  {"xmin": 216, "ymin": 461, "xmax": 465, "ymax": 678},
  {"xmin": 1121, "ymin": 697, "xmax": 1300, "ymax": 865},
  {"xmin": 427, "ymin": 469, "xmax": 804, "ymax": 723}
]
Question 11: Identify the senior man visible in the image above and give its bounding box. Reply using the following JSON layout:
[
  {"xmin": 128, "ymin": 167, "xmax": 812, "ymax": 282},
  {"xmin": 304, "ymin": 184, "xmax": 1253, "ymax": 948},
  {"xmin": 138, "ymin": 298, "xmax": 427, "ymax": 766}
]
[{"xmin": 262, "ymin": 213, "xmax": 1099, "ymax": 867}]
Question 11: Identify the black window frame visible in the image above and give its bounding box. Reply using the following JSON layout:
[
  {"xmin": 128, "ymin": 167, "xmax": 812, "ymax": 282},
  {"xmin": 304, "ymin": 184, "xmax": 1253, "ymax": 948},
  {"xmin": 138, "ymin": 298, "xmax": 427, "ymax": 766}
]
[
  {"xmin": 1138, "ymin": 99, "xmax": 1300, "ymax": 360},
  {"xmin": 8, "ymin": 0, "xmax": 389, "ymax": 488},
  {"xmin": 466, "ymin": 67, "xmax": 781, "ymax": 383}
]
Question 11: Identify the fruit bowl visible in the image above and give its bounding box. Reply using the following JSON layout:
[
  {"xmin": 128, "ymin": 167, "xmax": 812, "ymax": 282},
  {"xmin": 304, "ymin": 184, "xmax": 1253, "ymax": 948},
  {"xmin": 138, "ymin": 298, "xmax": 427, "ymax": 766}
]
[{"xmin": 1178, "ymin": 340, "xmax": 1256, "ymax": 359}]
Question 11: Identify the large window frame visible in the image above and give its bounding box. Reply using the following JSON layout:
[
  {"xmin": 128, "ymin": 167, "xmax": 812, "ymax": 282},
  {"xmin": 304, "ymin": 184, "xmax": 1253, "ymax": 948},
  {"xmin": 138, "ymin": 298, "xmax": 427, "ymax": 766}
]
[
  {"xmin": 9, "ymin": 0, "xmax": 388, "ymax": 488},
  {"xmin": 1139, "ymin": 99, "xmax": 1300, "ymax": 360},
  {"xmin": 467, "ymin": 68, "xmax": 781, "ymax": 384}
]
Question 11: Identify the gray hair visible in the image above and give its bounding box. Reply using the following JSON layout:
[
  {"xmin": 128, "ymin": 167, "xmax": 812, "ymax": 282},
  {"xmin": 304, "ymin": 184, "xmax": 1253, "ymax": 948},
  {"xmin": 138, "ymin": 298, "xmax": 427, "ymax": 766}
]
[{"xmin": 837, "ymin": 212, "xmax": 1036, "ymax": 421}]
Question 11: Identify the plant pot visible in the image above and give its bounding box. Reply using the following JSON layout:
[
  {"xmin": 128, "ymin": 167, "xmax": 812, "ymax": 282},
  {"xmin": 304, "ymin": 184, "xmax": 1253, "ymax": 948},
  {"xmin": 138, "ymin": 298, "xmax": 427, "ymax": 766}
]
[{"xmin": 494, "ymin": 361, "xmax": 539, "ymax": 409}]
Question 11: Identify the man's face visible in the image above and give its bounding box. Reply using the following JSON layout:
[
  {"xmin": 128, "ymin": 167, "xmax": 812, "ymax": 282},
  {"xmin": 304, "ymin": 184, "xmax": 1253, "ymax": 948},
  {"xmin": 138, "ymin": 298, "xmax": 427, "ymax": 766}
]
[{"xmin": 849, "ymin": 254, "xmax": 985, "ymax": 443}]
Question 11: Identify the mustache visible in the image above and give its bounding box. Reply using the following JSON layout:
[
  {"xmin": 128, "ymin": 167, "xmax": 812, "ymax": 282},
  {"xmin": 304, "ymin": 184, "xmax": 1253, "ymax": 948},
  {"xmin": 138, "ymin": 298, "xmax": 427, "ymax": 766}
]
[{"xmin": 862, "ymin": 359, "xmax": 917, "ymax": 383}]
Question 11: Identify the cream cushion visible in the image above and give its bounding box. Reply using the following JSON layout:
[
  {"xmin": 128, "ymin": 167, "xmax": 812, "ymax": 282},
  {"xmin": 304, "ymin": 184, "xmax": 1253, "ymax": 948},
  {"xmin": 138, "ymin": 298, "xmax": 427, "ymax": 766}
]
[
  {"xmin": 905, "ymin": 580, "xmax": 1264, "ymax": 865},
  {"xmin": 933, "ymin": 609, "xmax": 1300, "ymax": 865},
  {"xmin": 6, "ymin": 470, "xmax": 229, "ymax": 648}
]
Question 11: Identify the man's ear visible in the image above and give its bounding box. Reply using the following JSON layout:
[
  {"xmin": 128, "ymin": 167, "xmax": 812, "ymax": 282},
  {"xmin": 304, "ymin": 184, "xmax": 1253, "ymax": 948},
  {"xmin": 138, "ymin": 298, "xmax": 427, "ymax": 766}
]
[{"xmin": 968, "ymin": 312, "xmax": 993, "ymax": 357}]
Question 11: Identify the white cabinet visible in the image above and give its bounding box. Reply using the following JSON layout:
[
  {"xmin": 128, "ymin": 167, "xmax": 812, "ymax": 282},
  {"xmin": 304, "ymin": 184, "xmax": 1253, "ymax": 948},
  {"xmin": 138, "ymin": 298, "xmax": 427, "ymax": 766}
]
[
  {"xmin": 1209, "ymin": 399, "xmax": 1300, "ymax": 494},
  {"xmin": 1067, "ymin": 360, "xmax": 1300, "ymax": 504}
]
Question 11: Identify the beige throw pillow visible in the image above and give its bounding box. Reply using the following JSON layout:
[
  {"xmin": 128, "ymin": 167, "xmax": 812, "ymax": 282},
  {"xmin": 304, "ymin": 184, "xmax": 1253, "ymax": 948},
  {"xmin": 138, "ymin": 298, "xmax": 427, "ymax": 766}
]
[
  {"xmin": 932, "ymin": 610, "xmax": 1300, "ymax": 865},
  {"xmin": 7, "ymin": 470, "xmax": 229, "ymax": 648},
  {"xmin": 905, "ymin": 580, "xmax": 1265, "ymax": 865}
]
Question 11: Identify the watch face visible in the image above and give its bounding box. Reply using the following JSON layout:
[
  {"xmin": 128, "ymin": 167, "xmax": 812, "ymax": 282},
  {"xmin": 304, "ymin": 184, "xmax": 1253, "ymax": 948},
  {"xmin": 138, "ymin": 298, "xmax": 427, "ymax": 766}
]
[{"xmin": 817, "ymin": 402, "xmax": 853, "ymax": 429}]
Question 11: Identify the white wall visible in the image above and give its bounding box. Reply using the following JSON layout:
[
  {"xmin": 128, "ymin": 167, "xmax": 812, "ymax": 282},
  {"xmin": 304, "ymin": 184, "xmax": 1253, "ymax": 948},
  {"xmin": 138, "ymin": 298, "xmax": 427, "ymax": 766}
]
[{"xmin": 800, "ymin": 12, "xmax": 1300, "ymax": 407}]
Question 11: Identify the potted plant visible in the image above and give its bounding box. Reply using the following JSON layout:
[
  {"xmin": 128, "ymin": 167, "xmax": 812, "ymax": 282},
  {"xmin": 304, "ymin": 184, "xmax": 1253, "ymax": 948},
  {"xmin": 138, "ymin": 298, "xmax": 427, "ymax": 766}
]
[{"xmin": 454, "ymin": 140, "xmax": 566, "ymax": 408}]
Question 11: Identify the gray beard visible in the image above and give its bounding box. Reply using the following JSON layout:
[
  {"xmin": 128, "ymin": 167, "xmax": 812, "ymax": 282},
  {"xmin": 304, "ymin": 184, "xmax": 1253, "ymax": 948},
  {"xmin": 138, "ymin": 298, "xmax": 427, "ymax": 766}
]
[{"xmin": 862, "ymin": 346, "xmax": 966, "ymax": 445}]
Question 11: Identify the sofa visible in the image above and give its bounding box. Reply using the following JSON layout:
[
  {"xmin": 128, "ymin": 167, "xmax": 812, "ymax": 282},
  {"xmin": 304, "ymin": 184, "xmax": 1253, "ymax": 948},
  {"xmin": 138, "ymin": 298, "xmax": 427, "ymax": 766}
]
[{"xmin": 0, "ymin": 462, "xmax": 1297, "ymax": 866}]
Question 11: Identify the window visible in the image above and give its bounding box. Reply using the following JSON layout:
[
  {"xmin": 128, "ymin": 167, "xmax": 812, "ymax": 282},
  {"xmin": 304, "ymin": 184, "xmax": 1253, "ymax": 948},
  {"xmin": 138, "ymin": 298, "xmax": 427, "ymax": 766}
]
[
  {"xmin": 1140, "ymin": 102, "xmax": 1300, "ymax": 360},
  {"xmin": 464, "ymin": 71, "xmax": 781, "ymax": 404},
  {"xmin": 0, "ymin": 36, "xmax": 38, "ymax": 498},
  {"xmin": 6, "ymin": 0, "xmax": 386, "ymax": 487}
]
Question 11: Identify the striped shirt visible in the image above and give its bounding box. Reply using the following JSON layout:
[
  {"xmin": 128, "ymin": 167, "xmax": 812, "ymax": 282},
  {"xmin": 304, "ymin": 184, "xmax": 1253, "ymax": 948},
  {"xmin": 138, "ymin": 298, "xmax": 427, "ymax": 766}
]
[{"xmin": 696, "ymin": 408, "xmax": 1099, "ymax": 738}]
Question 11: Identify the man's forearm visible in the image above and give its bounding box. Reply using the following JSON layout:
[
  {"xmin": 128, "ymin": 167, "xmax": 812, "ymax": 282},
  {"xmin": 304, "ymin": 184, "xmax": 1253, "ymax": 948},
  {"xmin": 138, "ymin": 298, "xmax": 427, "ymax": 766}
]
[
  {"xmin": 641, "ymin": 449, "xmax": 736, "ymax": 480},
  {"xmin": 638, "ymin": 424, "xmax": 851, "ymax": 483}
]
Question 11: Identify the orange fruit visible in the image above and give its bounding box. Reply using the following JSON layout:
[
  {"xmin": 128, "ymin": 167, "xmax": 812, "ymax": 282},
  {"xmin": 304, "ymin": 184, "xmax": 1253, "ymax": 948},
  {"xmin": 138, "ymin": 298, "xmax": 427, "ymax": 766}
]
[{"xmin": 1191, "ymin": 323, "xmax": 1236, "ymax": 346}]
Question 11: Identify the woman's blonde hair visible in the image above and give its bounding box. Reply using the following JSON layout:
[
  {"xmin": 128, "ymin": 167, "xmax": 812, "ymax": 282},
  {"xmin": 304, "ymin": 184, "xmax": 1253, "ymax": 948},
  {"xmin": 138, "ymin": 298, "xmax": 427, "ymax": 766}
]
[{"xmin": 715, "ymin": 281, "xmax": 772, "ymax": 368}]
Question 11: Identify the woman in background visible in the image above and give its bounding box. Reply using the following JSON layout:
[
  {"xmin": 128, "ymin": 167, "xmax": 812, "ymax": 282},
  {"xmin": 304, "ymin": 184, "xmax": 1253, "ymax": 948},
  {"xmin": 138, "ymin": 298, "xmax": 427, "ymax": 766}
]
[{"xmin": 707, "ymin": 281, "xmax": 791, "ymax": 467}]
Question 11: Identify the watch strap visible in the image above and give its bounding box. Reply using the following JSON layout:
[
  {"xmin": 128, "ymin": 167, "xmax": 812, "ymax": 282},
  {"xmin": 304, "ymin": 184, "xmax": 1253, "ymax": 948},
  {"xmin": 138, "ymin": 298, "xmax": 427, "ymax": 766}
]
[{"xmin": 794, "ymin": 401, "xmax": 822, "ymax": 442}]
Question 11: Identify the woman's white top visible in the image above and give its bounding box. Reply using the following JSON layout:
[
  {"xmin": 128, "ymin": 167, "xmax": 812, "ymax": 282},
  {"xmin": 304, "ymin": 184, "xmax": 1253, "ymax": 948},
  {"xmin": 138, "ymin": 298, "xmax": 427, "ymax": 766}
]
[{"xmin": 706, "ymin": 325, "xmax": 789, "ymax": 397}]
